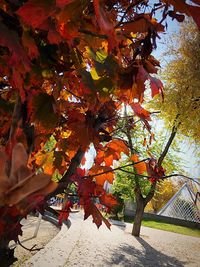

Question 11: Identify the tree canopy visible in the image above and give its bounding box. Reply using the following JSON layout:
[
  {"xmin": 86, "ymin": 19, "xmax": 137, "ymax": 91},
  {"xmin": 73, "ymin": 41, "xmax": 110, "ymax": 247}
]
[
  {"xmin": 152, "ymin": 20, "xmax": 200, "ymax": 144},
  {"xmin": 0, "ymin": 0, "xmax": 200, "ymax": 261}
]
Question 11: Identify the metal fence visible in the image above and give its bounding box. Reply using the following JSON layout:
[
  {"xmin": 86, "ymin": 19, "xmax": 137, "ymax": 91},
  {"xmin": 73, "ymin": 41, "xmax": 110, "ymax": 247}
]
[{"xmin": 158, "ymin": 182, "xmax": 200, "ymax": 223}]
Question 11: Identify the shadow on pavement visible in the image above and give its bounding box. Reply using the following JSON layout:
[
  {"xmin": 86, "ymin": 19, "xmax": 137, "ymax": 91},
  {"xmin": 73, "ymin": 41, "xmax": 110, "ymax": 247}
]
[
  {"xmin": 106, "ymin": 237, "xmax": 187, "ymax": 267},
  {"xmin": 109, "ymin": 219, "xmax": 126, "ymax": 230}
]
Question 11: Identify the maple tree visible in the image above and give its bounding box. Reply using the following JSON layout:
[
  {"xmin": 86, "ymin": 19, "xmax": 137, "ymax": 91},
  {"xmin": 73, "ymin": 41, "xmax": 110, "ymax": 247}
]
[{"xmin": 0, "ymin": 0, "xmax": 199, "ymax": 265}]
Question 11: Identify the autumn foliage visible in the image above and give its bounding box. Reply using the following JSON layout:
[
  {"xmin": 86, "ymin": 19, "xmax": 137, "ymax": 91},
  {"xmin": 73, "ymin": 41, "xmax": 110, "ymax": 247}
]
[{"xmin": 0, "ymin": 0, "xmax": 199, "ymax": 251}]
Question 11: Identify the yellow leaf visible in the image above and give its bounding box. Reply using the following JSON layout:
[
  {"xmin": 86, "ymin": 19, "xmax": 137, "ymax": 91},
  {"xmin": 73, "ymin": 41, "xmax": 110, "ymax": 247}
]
[
  {"xmin": 130, "ymin": 32, "xmax": 137, "ymax": 38},
  {"xmin": 90, "ymin": 67, "xmax": 100, "ymax": 80}
]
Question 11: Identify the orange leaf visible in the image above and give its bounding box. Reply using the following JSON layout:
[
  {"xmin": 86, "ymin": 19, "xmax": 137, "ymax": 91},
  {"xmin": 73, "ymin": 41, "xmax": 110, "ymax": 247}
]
[
  {"xmin": 122, "ymin": 15, "xmax": 164, "ymax": 35},
  {"xmin": 108, "ymin": 139, "xmax": 129, "ymax": 156},
  {"xmin": 95, "ymin": 172, "xmax": 114, "ymax": 186},
  {"xmin": 130, "ymin": 154, "xmax": 146, "ymax": 174},
  {"xmin": 130, "ymin": 154, "xmax": 139, "ymax": 162},
  {"xmin": 143, "ymin": 137, "xmax": 147, "ymax": 147},
  {"xmin": 89, "ymin": 165, "xmax": 114, "ymax": 186},
  {"xmin": 35, "ymin": 151, "xmax": 54, "ymax": 175},
  {"xmin": 131, "ymin": 102, "xmax": 151, "ymax": 120},
  {"xmin": 99, "ymin": 193, "xmax": 118, "ymax": 208}
]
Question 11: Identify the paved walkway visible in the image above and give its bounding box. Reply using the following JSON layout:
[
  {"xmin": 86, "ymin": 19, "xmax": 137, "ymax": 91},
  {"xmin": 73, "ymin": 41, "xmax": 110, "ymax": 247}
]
[
  {"xmin": 23, "ymin": 212, "xmax": 200, "ymax": 267},
  {"xmin": 10, "ymin": 216, "xmax": 59, "ymax": 266}
]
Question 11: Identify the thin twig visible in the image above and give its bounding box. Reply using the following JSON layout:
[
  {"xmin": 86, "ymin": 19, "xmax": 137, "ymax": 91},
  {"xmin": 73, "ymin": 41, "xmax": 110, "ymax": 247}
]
[
  {"xmin": 17, "ymin": 239, "xmax": 43, "ymax": 252},
  {"xmin": 85, "ymin": 158, "xmax": 150, "ymax": 179},
  {"xmin": 117, "ymin": 169, "xmax": 200, "ymax": 186},
  {"xmin": 115, "ymin": 0, "xmax": 147, "ymax": 28},
  {"xmin": 79, "ymin": 29, "xmax": 107, "ymax": 39},
  {"xmin": 65, "ymin": 89, "xmax": 83, "ymax": 101},
  {"xmin": 9, "ymin": 94, "xmax": 21, "ymax": 140},
  {"xmin": 158, "ymin": 121, "xmax": 180, "ymax": 167}
]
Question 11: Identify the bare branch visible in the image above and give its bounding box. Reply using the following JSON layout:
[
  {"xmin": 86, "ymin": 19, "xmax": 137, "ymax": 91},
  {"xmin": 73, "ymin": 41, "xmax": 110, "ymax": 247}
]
[
  {"xmin": 79, "ymin": 29, "xmax": 107, "ymax": 39},
  {"xmin": 117, "ymin": 170, "xmax": 200, "ymax": 186},
  {"xmin": 158, "ymin": 123, "xmax": 180, "ymax": 167},
  {"xmin": 51, "ymin": 148, "xmax": 85, "ymax": 196},
  {"xmin": 115, "ymin": 0, "xmax": 147, "ymax": 28},
  {"xmin": 85, "ymin": 158, "xmax": 150, "ymax": 179},
  {"xmin": 9, "ymin": 94, "xmax": 21, "ymax": 141}
]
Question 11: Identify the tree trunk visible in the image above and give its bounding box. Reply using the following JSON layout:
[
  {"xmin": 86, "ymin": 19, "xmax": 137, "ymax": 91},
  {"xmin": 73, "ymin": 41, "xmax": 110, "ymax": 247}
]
[{"xmin": 132, "ymin": 194, "xmax": 145, "ymax": 237}]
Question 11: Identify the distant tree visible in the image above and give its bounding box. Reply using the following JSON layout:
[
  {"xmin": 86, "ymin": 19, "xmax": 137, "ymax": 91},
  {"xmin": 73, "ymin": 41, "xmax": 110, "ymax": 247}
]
[
  {"xmin": 153, "ymin": 20, "xmax": 200, "ymax": 144},
  {"xmin": 149, "ymin": 179, "xmax": 177, "ymax": 213}
]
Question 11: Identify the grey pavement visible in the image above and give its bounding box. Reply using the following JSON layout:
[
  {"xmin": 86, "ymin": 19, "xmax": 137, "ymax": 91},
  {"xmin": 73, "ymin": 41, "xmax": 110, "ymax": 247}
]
[{"xmin": 23, "ymin": 212, "xmax": 200, "ymax": 267}]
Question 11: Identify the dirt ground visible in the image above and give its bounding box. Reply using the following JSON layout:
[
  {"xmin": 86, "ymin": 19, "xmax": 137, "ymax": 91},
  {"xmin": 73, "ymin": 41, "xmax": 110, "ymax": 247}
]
[{"xmin": 9, "ymin": 216, "xmax": 59, "ymax": 267}]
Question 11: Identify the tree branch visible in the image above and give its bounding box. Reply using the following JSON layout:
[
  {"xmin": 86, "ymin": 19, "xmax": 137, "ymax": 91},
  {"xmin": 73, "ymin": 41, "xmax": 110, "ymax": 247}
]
[
  {"xmin": 9, "ymin": 94, "xmax": 21, "ymax": 141},
  {"xmin": 145, "ymin": 182, "xmax": 157, "ymax": 205},
  {"xmin": 85, "ymin": 158, "xmax": 150, "ymax": 179},
  {"xmin": 115, "ymin": 0, "xmax": 147, "ymax": 28},
  {"xmin": 157, "ymin": 124, "xmax": 179, "ymax": 167},
  {"xmin": 117, "ymin": 171, "xmax": 200, "ymax": 186},
  {"xmin": 57, "ymin": 158, "xmax": 150, "ymax": 191},
  {"xmin": 49, "ymin": 148, "xmax": 85, "ymax": 197},
  {"xmin": 79, "ymin": 29, "xmax": 107, "ymax": 39}
]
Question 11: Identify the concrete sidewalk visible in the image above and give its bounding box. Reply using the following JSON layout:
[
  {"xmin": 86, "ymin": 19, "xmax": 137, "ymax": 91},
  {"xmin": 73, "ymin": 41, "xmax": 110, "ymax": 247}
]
[
  {"xmin": 23, "ymin": 212, "xmax": 200, "ymax": 267},
  {"xmin": 10, "ymin": 216, "xmax": 59, "ymax": 267}
]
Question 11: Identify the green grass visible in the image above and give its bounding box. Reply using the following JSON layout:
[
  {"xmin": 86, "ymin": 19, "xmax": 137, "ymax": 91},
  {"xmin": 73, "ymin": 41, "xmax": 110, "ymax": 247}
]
[
  {"xmin": 141, "ymin": 219, "xmax": 200, "ymax": 238},
  {"xmin": 123, "ymin": 217, "xmax": 200, "ymax": 238},
  {"xmin": 107, "ymin": 214, "xmax": 200, "ymax": 238}
]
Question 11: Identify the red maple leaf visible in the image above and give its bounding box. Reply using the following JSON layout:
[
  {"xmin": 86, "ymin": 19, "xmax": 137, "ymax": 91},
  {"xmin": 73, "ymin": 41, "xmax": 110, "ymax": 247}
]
[
  {"xmin": 93, "ymin": 0, "xmax": 117, "ymax": 51},
  {"xmin": 58, "ymin": 200, "xmax": 73, "ymax": 225},
  {"xmin": 149, "ymin": 76, "xmax": 163, "ymax": 98},
  {"xmin": 84, "ymin": 199, "xmax": 111, "ymax": 229},
  {"xmin": 146, "ymin": 158, "xmax": 165, "ymax": 183},
  {"xmin": 16, "ymin": 0, "xmax": 55, "ymax": 28}
]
